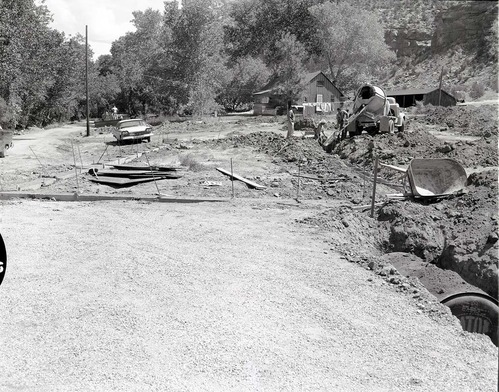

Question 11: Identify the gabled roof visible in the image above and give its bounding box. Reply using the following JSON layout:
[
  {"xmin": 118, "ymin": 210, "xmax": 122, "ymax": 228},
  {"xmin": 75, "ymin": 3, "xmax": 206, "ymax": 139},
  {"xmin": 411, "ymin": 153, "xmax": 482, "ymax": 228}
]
[
  {"xmin": 304, "ymin": 71, "xmax": 322, "ymax": 83},
  {"xmin": 253, "ymin": 71, "xmax": 342, "ymax": 96}
]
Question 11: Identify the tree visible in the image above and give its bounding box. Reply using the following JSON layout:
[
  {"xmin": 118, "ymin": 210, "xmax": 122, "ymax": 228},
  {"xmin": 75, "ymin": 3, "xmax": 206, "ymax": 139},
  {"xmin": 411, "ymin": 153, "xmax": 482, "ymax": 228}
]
[
  {"xmin": 268, "ymin": 33, "xmax": 309, "ymax": 107},
  {"xmin": 111, "ymin": 8, "xmax": 163, "ymax": 116},
  {"xmin": 166, "ymin": 0, "xmax": 229, "ymax": 115},
  {"xmin": 0, "ymin": 0, "xmax": 64, "ymax": 127},
  {"xmin": 309, "ymin": 1, "xmax": 396, "ymax": 90},
  {"xmin": 224, "ymin": 0, "xmax": 323, "ymax": 64},
  {"xmin": 217, "ymin": 56, "xmax": 271, "ymax": 111}
]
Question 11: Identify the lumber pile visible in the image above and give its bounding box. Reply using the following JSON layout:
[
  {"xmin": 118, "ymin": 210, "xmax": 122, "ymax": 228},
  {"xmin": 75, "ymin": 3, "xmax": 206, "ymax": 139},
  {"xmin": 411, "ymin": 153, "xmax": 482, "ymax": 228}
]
[{"xmin": 87, "ymin": 164, "xmax": 182, "ymax": 187}]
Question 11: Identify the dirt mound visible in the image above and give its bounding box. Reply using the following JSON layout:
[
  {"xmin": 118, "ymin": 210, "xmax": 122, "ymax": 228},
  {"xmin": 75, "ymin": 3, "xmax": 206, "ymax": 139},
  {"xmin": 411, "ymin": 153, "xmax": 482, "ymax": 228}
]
[
  {"xmin": 331, "ymin": 127, "xmax": 497, "ymax": 175},
  {"xmin": 202, "ymin": 132, "xmax": 371, "ymax": 202},
  {"xmin": 411, "ymin": 104, "xmax": 498, "ymax": 137}
]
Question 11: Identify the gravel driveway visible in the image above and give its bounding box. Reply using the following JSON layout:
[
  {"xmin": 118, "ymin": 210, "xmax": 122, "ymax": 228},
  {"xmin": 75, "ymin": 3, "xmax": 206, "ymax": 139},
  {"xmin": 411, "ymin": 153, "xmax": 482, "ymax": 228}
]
[{"xmin": 0, "ymin": 199, "xmax": 497, "ymax": 391}]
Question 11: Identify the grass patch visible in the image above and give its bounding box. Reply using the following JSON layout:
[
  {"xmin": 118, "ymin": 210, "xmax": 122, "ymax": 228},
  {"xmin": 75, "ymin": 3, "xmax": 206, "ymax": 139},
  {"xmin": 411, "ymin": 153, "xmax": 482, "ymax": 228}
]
[{"xmin": 179, "ymin": 154, "xmax": 210, "ymax": 172}]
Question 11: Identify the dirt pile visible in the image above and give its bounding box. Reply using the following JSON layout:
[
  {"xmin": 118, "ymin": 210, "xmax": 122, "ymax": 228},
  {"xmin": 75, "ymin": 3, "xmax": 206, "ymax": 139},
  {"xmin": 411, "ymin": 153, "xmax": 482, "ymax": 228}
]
[
  {"xmin": 411, "ymin": 104, "xmax": 498, "ymax": 137},
  {"xmin": 330, "ymin": 128, "xmax": 496, "ymax": 179}
]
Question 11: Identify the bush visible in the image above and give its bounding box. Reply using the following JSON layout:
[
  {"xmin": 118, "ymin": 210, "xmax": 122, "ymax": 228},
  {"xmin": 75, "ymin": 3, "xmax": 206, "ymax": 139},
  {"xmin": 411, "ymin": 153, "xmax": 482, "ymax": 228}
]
[{"xmin": 469, "ymin": 81, "xmax": 485, "ymax": 99}]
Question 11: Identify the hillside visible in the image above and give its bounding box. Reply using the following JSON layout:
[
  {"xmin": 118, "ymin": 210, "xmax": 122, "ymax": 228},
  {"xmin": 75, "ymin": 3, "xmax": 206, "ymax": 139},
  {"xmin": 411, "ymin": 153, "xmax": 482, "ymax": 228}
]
[{"xmin": 376, "ymin": 0, "xmax": 498, "ymax": 98}]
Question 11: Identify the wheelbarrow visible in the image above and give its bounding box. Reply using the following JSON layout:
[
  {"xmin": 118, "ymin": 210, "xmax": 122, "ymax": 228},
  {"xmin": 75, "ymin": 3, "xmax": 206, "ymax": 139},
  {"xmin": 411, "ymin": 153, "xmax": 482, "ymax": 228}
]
[{"xmin": 381, "ymin": 158, "xmax": 468, "ymax": 198}]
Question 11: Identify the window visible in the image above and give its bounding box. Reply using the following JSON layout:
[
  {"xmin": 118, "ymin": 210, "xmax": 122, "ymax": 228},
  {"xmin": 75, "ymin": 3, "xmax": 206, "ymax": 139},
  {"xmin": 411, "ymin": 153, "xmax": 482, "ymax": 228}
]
[
  {"xmin": 316, "ymin": 94, "xmax": 323, "ymax": 103},
  {"xmin": 261, "ymin": 96, "xmax": 269, "ymax": 104},
  {"xmin": 316, "ymin": 80, "xmax": 324, "ymax": 87}
]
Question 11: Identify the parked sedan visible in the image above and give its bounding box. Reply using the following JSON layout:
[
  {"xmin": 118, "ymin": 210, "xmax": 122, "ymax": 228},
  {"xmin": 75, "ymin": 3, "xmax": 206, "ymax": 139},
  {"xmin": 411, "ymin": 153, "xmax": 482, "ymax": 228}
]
[{"xmin": 112, "ymin": 119, "xmax": 153, "ymax": 143}]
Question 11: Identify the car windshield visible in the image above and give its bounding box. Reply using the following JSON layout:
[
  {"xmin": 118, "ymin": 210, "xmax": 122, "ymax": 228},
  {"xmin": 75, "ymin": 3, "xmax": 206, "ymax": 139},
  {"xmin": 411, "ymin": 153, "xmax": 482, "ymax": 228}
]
[{"xmin": 119, "ymin": 120, "xmax": 143, "ymax": 129}]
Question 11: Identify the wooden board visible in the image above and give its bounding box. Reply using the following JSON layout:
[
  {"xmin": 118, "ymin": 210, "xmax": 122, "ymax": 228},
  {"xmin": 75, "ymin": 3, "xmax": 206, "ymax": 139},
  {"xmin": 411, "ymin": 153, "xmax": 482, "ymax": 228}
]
[
  {"xmin": 88, "ymin": 176, "xmax": 161, "ymax": 187},
  {"xmin": 111, "ymin": 164, "xmax": 179, "ymax": 172},
  {"xmin": 216, "ymin": 167, "xmax": 266, "ymax": 190},
  {"xmin": 90, "ymin": 169, "xmax": 173, "ymax": 177}
]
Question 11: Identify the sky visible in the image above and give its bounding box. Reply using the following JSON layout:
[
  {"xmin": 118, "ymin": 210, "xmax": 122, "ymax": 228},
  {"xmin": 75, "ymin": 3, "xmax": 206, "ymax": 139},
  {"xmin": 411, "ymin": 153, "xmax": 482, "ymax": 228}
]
[{"xmin": 36, "ymin": 0, "xmax": 171, "ymax": 59}]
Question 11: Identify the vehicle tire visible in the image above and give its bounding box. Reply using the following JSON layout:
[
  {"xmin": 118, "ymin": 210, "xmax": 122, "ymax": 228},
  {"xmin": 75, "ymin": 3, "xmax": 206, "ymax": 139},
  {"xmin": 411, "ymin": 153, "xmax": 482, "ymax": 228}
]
[
  {"xmin": 146, "ymin": 137, "xmax": 151, "ymax": 143},
  {"xmin": 398, "ymin": 122, "xmax": 405, "ymax": 132},
  {"xmin": 441, "ymin": 292, "xmax": 498, "ymax": 346},
  {"xmin": 389, "ymin": 120, "xmax": 394, "ymax": 134},
  {"xmin": 0, "ymin": 233, "xmax": 7, "ymax": 286},
  {"xmin": 353, "ymin": 123, "xmax": 362, "ymax": 137}
]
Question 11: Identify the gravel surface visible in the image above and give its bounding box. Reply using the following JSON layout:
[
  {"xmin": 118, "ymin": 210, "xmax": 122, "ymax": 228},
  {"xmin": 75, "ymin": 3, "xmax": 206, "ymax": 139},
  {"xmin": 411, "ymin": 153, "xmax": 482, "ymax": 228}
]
[{"xmin": 0, "ymin": 199, "xmax": 497, "ymax": 391}]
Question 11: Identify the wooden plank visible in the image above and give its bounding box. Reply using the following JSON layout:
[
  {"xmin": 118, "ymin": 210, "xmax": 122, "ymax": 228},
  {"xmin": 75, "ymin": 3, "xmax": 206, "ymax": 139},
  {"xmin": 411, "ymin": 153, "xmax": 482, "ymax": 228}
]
[
  {"xmin": 91, "ymin": 169, "xmax": 161, "ymax": 177},
  {"xmin": 216, "ymin": 167, "xmax": 266, "ymax": 190},
  {"xmin": 379, "ymin": 162, "xmax": 408, "ymax": 173},
  {"xmin": 88, "ymin": 176, "xmax": 162, "ymax": 187},
  {"xmin": 111, "ymin": 164, "xmax": 180, "ymax": 172}
]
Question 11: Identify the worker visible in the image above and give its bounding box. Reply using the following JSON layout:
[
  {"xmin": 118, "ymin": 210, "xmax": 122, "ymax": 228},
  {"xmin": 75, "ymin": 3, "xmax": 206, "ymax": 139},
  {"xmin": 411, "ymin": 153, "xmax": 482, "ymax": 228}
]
[
  {"xmin": 286, "ymin": 106, "xmax": 295, "ymax": 139},
  {"xmin": 112, "ymin": 106, "xmax": 118, "ymax": 120},
  {"xmin": 336, "ymin": 107, "xmax": 348, "ymax": 140}
]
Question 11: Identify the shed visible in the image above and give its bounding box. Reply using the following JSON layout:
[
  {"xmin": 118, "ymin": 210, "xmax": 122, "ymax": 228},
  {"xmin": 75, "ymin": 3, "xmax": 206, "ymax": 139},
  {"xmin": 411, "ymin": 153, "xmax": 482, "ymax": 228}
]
[
  {"xmin": 385, "ymin": 88, "xmax": 457, "ymax": 108},
  {"xmin": 253, "ymin": 71, "xmax": 344, "ymax": 115}
]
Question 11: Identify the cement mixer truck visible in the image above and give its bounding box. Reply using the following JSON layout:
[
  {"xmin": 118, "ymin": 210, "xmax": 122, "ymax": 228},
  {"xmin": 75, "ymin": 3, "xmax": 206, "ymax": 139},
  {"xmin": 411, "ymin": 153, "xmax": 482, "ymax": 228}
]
[{"xmin": 346, "ymin": 84, "xmax": 406, "ymax": 136}]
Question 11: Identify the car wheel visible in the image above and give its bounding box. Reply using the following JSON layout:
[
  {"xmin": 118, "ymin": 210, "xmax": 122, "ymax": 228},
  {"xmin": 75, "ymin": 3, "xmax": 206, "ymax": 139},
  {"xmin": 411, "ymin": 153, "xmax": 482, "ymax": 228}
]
[{"xmin": 0, "ymin": 233, "xmax": 7, "ymax": 286}]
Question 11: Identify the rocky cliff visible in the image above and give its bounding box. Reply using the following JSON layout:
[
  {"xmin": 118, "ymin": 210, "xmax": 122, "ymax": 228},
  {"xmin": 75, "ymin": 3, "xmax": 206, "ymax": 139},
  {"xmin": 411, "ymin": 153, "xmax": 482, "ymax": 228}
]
[
  {"xmin": 380, "ymin": 1, "xmax": 497, "ymax": 61},
  {"xmin": 432, "ymin": 1, "xmax": 497, "ymax": 58}
]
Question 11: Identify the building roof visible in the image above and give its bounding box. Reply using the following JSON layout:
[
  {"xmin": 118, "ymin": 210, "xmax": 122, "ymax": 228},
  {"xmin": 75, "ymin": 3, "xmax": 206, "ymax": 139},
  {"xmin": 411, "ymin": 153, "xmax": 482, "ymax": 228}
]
[
  {"xmin": 386, "ymin": 88, "xmax": 440, "ymax": 96},
  {"xmin": 253, "ymin": 71, "xmax": 341, "ymax": 96},
  {"xmin": 304, "ymin": 71, "xmax": 322, "ymax": 83}
]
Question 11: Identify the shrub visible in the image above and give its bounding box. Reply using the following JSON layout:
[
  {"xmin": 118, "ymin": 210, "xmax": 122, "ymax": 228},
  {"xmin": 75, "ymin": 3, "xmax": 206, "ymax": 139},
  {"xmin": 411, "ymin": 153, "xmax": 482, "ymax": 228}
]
[{"xmin": 469, "ymin": 81, "xmax": 485, "ymax": 99}]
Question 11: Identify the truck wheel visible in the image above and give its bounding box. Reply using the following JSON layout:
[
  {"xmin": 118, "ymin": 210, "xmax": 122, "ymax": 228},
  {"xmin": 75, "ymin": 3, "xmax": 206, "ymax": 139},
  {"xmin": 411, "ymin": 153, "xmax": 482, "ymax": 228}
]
[
  {"xmin": 389, "ymin": 120, "xmax": 394, "ymax": 134},
  {"xmin": 398, "ymin": 123, "xmax": 405, "ymax": 132},
  {"xmin": 0, "ymin": 233, "xmax": 6, "ymax": 286},
  {"xmin": 353, "ymin": 124, "xmax": 362, "ymax": 137}
]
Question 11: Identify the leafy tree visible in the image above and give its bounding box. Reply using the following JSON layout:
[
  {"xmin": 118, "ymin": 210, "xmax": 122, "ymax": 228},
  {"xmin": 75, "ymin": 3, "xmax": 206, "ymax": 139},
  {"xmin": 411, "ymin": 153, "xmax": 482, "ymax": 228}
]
[
  {"xmin": 309, "ymin": 1, "xmax": 396, "ymax": 90},
  {"xmin": 217, "ymin": 56, "xmax": 271, "ymax": 111},
  {"xmin": 268, "ymin": 33, "xmax": 309, "ymax": 107},
  {"xmin": 44, "ymin": 35, "xmax": 88, "ymax": 124},
  {"xmin": 111, "ymin": 8, "xmax": 163, "ymax": 116},
  {"xmin": 0, "ymin": 0, "xmax": 63, "ymax": 127},
  {"xmin": 166, "ymin": 0, "xmax": 229, "ymax": 115},
  {"xmin": 224, "ymin": 0, "xmax": 324, "ymax": 64}
]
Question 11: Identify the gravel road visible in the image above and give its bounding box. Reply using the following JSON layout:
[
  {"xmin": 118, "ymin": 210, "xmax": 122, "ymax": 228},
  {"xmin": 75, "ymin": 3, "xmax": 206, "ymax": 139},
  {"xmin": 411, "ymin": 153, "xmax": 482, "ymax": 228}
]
[{"xmin": 0, "ymin": 199, "xmax": 496, "ymax": 391}]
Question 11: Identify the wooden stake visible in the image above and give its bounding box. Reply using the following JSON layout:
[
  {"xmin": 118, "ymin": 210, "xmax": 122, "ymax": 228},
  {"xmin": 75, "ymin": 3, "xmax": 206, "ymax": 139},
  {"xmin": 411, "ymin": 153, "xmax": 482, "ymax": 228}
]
[
  {"xmin": 77, "ymin": 142, "xmax": 83, "ymax": 173},
  {"xmin": 29, "ymin": 146, "xmax": 44, "ymax": 168},
  {"xmin": 296, "ymin": 162, "xmax": 301, "ymax": 201},
  {"xmin": 230, "ymin": 158, "xmax": 235, "ymax": 198},
  {"xmin": 370, "ymin": 157, "xmax": 379, "ymax": 218},
  {"xmin": 71, "ymin": 140, "xmax": 80, "ymax": 194},
  {"xmin": 144, "ymin": 152, "xmax": 161, "ymax": 197},
  {"xmin": 97, "ymin": 144, "xmax": 109, "ymax": 164}
]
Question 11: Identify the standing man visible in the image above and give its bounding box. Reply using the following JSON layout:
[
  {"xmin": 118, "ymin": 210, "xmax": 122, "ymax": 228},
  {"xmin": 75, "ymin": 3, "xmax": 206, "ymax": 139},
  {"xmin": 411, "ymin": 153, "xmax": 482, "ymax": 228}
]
[
  {"xmin": 287, "ymin": 105, "xmax": 295, "ymax": 139},
  {"xmin": 112, "ymin": 106, "xmax": 118, "ymax": 120},
  {"xmin": 336, "ymin": 107, "xmax": 348, "ymax": 140}
]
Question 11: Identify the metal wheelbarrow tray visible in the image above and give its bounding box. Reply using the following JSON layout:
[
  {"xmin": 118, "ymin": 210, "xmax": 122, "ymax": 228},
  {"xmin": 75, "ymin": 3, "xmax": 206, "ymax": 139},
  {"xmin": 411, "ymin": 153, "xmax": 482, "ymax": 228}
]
[
  {"xmin": 381, "ymin": 158, "xmax": 468, "ymax": 199},
  {"xmin": 407, "ymin": 158, "xmax": 467, "ymax": 198}
]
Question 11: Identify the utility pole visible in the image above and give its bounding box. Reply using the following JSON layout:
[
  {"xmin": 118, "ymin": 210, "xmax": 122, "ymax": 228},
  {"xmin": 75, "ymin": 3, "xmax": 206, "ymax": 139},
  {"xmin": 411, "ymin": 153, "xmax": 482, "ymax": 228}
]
[
  {"xmin": 85, "ymin": 25, "xmax": 90, "ymax": 137},
  {"xmin": 438, "ymin": 66, "xmax": 443, "ymax": 106}
]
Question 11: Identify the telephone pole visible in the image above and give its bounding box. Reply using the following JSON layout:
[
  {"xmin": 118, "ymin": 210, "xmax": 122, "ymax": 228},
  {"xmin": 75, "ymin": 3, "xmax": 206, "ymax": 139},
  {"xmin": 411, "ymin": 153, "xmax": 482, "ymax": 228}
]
[{"xmin": 85, "ymin": 25, "xmax": 90, "ymax": 137}]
